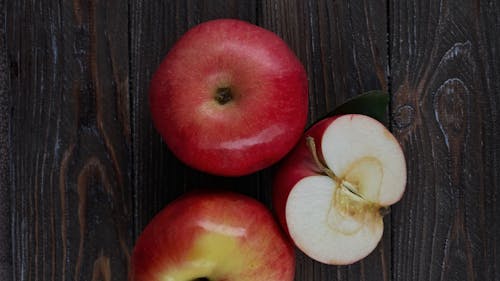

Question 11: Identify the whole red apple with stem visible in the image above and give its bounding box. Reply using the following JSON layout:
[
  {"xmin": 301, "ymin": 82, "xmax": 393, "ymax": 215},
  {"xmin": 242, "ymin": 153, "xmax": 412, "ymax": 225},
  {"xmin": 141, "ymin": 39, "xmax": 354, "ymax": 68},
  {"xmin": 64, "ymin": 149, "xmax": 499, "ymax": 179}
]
[
  {"xmin": 149, "ymin": 19, "xmax": 309, "ymax": 176},
  {"xmin": 273, "ymin": 114, "xmax": 406, "ymax": 265},
  {"xmin": 130, "ymin": 191, "xmax": 295, "ymax": 281}
]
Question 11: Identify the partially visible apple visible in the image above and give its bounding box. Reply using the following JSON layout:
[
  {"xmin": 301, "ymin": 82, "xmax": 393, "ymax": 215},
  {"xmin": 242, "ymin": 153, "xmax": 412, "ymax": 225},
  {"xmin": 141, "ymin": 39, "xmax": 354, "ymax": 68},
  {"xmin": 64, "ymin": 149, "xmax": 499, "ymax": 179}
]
[
  {"xmin": 130, "ymin": 191, "xmax": 295, "ymax": 281},
  {"xmin": 273, "ymin": 114, "xmax": 406, "ymax": 265},
  {"xmin": 149, "ymin": 19, "xmax": 308, "ymax": 176}
]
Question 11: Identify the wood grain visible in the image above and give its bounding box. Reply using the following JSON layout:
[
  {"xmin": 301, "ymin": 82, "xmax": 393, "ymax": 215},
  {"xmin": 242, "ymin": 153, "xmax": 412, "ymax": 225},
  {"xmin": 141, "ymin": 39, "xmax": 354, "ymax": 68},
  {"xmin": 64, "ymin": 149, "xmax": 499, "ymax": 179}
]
[
  {"xmin": 0, "ymin": 0, "xmax": 12, "ymax": 280},
  {"xmin": 5, "ymin": 0, "xmax": 131, "ymax": 280},
  {"xmin": 390, "ymin": 0, "xmax": 500, "ymax": 280},
  {"xmin": 2, "ymin": 0, "xmax": 499, "ymax": 280}
]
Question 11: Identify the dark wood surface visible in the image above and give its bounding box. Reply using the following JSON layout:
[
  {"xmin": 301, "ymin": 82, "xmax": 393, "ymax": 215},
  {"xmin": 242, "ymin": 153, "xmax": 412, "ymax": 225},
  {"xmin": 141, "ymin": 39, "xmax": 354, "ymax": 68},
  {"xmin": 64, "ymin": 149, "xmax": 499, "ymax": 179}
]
[
  {"xmin": 1, "ymin": 0, "xmax": 498, "ymax": 280},
  {"xmin": 390, "ymin": 1, "xmax": 500, "ymax": 280}
]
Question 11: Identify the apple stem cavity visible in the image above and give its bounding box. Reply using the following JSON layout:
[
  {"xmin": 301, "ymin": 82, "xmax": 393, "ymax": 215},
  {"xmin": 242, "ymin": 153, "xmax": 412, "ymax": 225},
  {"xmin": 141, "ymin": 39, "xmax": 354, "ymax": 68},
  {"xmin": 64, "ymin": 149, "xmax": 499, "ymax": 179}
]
[
  {"xmin": 305, "ymin": 136, "xmax": 388, "ymax": 234},
  {"xmin": 214, "ymin": 87, "xmax": 233, "ymax": 105}
]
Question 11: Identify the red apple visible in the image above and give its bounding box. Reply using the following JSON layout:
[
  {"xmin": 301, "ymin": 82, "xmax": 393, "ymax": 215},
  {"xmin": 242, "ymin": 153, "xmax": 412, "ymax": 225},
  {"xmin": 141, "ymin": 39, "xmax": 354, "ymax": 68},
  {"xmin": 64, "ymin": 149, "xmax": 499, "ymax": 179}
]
[
  {"xmin": 149, "ymin": 19, "xmax": 308, "ymax": 176},
  {"xmin": 130, "ymin": 191, "xmax": 295, "ymax": 281},
  {"xmin": 273, "ymin": 114, "xmax": 406, "ymax": 265}
]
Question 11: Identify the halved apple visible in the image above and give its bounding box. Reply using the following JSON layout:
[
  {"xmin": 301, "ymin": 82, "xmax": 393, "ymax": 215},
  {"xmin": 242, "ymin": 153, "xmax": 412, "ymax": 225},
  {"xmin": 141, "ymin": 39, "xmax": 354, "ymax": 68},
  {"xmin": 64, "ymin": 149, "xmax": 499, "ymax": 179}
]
[{"xmin": 273, "ymin": 114, "xmax": 406, "ymax": 265}]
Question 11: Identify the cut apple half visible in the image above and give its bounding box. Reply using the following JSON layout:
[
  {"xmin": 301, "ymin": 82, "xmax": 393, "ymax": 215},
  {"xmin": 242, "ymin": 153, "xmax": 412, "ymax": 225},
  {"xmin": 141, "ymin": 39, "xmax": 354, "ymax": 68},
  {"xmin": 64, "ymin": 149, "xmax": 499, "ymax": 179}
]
[{"xmin": 273, "ymin": 114, "xmax": 406, "ymax": 265}]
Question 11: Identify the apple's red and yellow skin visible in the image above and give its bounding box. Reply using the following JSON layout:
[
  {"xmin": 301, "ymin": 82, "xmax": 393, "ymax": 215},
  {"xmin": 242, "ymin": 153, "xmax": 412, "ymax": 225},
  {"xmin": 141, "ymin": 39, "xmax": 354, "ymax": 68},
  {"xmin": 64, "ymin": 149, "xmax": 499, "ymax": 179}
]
[
  {"xmin": 149, "ymin": 19, "xmax": 308, "ymax": 176},
  {"xmin": 130, "ymin": 191, "xmax": 295, "ymax": 281}
]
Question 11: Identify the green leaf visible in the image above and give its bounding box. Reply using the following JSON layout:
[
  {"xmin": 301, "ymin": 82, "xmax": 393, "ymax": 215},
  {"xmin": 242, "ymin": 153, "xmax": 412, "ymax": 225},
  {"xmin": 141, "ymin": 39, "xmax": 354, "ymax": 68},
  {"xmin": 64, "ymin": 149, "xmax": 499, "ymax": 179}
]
[{"xmin": 322, "ymin": 90, "xmax": 389, "ymax": 124}]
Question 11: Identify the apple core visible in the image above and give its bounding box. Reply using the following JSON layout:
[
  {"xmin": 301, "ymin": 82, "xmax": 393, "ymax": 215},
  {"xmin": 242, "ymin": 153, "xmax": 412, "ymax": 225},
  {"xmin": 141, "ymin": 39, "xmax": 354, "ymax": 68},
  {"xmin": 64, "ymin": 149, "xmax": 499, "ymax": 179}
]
[{"xmin": 306, "ymin": 136, "xmax": 385, "ymax": 235}]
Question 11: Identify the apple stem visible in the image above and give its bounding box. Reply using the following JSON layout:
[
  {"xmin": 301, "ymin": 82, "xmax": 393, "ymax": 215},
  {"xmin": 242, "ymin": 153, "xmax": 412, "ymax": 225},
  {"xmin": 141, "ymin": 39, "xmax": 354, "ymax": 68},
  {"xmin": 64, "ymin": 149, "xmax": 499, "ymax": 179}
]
[
  {"xmin": 214, "ymin": 87, "xmax": 233, "ymax": 105},
  {"xmin": 305, "ymin": 136, "xmax": 339, "ymax": 181}
]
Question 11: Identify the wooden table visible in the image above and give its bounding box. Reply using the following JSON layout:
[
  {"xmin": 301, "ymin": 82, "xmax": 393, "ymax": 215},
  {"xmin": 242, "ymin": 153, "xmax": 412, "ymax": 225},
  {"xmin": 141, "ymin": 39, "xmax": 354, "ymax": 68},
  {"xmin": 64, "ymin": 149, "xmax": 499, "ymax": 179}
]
[{"xmin": 1, "ymin": 1, "xmax": 499, "ymax": 280}]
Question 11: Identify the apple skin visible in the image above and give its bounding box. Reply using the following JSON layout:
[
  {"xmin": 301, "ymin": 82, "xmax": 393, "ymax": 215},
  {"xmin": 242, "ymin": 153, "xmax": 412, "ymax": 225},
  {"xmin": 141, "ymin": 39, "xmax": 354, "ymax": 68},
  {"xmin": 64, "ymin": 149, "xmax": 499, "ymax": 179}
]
[
  {"xmin": 149, "ymin": 19, "xmax": 308, "ymax": 176},
  {"xmin": 130, "ymin": 191, "xmax": 295, "ymax": 281}
]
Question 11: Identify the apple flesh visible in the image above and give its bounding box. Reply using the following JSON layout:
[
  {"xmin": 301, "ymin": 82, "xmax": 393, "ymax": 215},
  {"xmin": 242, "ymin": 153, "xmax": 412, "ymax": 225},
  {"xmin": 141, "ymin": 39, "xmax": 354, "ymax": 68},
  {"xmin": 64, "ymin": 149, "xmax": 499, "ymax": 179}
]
[
  {"xmin": 273, "ymin": 114, "xmax": 406, "ymax": 265},
  {"xmin": 149, "ymin": 19, "xmax": 308, "ymax": 176},
  {"xmin": 130, "ymin": 191, "xmax": 295, "ymax": 281}
]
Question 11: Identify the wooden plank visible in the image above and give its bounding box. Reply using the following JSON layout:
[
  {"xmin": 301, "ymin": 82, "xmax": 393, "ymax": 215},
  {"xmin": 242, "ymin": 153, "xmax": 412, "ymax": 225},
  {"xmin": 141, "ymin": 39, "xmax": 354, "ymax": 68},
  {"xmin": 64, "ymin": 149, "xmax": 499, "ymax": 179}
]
[
  {"xmin": 0, "ymin": 0, "xmax": 12, "ymax": 279},
  {"xmin": 260, "ymin": 0, "xmax": 388, "ymax": 121},
  {"xmin": 129, "ymin": 0, "xmax": 259, "ymax": 238},
  {"xmin": 259, "ymin": 0, "xmax": 389, "ymax": 280},
  {"xmin": 5, "ymin": 0, "xmax": 131, "ymax": 280},
  {"xmin": 390, "ymin": 0, "xmax": 500, "ymax": 280}
]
